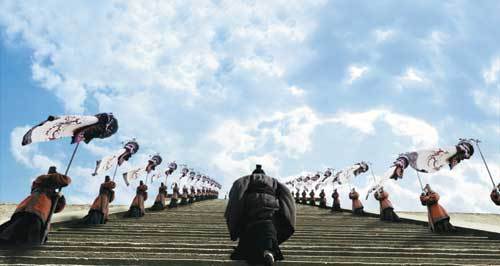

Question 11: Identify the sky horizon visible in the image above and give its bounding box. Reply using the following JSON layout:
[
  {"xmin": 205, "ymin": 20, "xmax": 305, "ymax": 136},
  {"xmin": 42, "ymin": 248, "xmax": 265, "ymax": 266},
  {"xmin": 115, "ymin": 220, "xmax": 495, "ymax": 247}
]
[{"xmin": 0, "ymin": 1, "xmax": 499, "ymax": 214}]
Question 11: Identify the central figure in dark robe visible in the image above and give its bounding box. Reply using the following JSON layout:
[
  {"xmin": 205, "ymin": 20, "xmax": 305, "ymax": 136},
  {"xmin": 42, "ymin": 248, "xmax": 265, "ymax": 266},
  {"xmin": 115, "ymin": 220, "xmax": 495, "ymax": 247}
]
[{"xmin": 225, "ymin": 165, "xmax": 296, "ymax": 266}]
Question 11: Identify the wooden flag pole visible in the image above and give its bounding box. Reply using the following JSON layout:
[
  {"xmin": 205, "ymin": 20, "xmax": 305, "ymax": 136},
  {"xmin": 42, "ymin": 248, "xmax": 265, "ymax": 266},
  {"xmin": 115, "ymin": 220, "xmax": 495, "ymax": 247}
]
[
  {"xmin": 112, "ymin": 163, "xmax": 119, "ymax": 181},
  {"xmin": 415, "ymin": 170, "xmax": 424, "ymax": 191},
  {"xmin": 472, "ymin": 139, "xmax": 496, "ymax": 188},
  {"xmin": 42, "ymin": 141, "xmax": 80, "ymax": 244}
]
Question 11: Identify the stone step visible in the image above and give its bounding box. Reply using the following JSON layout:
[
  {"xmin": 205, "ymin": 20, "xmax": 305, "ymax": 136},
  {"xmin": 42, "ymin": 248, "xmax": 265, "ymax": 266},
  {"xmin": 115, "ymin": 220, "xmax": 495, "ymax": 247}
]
[{"xmin": 1, "ymin": 199, "xmax": 499, "ymax": 265}]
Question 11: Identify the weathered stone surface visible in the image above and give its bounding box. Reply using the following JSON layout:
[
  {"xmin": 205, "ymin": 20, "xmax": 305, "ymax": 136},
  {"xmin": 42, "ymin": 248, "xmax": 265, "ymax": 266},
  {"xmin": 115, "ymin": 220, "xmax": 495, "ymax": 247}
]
[{"xmin": 1, "ymin": 200, "xmax": 499, "ymax": 265}]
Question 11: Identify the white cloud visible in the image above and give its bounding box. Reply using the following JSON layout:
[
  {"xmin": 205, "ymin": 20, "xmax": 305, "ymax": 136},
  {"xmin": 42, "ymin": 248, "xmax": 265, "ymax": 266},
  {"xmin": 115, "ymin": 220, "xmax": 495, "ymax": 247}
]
[
  {"xmin": 346, "ymin": 65, "xmax": 369, "ymax": 84},
  {"xmin": 383, "ymin": 112, "xmax": 439, "ymax": 148},
  {"xmin": 472, "ymin": 89, "xmax": 500, "ymax": 117},
  {"xmin": 373, "ymin": 29, "xmax": 394, "ymax": 43},
  {"xmin": 400, "ymin": 67, "xmax": 425, "ymax": 82},
  {"xmin": 483, "ymin": 57, "xmax": 500, "ymax": 84},
  {"xmin": 287, "ymin": 85, "xmax": 306, "ymax": 96},
  {"xmin": 10, "ymin": 126, "xmax": 62, "ymax": 172},
  {"xmin": 329, "ymin": 110, "xmax": 384, "ymax": 134},
  {"xmin": 0, "ymin": 0, "xmax": 326, "ymax": 112},
  {"xmin": 210, "ymin": 107, "xmax": 439, "ymax": 188},
  {"xmin": 473, "ymin": 57, "xmax": 500, "ymax": 117},
  {"xmin": 328, "ymin": 109, "xmax": 438, "ymax": 148}
]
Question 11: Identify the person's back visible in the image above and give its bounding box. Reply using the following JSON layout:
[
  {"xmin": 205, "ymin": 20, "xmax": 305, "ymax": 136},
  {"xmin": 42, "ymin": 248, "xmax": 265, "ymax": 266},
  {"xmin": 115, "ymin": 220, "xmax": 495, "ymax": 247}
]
[
  {"xmin": 151, "ymin": 183, "xmax": 168, "ymax": 211},
  {"xmin": 374, "ymin": 187, "xmax": 401, "ymax": 222},
  {"xmin": 225, "ymin": 165, "xmax": 296, "ymax": 265},
  {"xmin": 349, "ymin": 188, "xmax": 364, "ymax": 215},
  {"xmin": 0, "ymin": 166, "xmax": 70, "ymax": 246},
  {"xmin": 491, "ymin": 184, "xmax": 500, "ymax": 206},
  {"xmin": 420, "ymin": 184, "xmax": 455, "ymax": 232},
  {"xmin": 126, "ymin": 181, "xmax": 148, "ymax": 217},
  {"xmin": 83, "ymin": 175, "xmax": 115, "ymax": 224}
]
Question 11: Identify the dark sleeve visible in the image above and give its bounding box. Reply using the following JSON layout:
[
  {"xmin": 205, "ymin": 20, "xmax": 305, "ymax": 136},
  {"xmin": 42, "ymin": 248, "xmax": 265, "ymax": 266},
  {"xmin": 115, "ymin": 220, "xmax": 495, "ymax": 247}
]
[
  {"xmin": 109, "ymin": 190, "xmax": 115, "ymax": 203},
  {"xmin": 49, "ymin": 173, "xmax": 72, "ymax": 188},
  {"xmin": 275, "ymin": 181, "xmax": 296, "ymax": 244},
  {"xmin": 55, "ymin": 195, "xmax": 66, "ymax": 213},
  {"xmin": 420, "ymin": 194, "xmax": 427, "ymax": 206},
  {"xmin": 225, "ymin": 177, "xmax": 250, "ymax": 241}
]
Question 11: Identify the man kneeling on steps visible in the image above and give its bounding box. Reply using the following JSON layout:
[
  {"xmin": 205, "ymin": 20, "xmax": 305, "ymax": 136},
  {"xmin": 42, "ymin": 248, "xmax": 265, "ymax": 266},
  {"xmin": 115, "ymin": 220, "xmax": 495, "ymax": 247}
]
[{"xmin": 225, "ymin": 165, "xmax": 296, "ymax": 265}]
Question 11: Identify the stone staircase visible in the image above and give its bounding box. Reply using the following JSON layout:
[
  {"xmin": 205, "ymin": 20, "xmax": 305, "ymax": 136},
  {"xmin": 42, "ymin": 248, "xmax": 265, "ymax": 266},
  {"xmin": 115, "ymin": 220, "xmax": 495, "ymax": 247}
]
[{"xmin": 1, "ymin": 200, "xmax": 500, "ymax": 265}]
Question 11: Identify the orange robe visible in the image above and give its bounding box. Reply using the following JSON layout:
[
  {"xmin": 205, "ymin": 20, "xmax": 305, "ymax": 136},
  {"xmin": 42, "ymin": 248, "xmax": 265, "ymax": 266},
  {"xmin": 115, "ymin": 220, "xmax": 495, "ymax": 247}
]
[
  {"xmin": 0, "ymin": 173, "xmax": 70, "ymax": 245},
  {"xmin": 491, "ymin": 190, "xmax": 500, "ymax": 206},
  {"xmin": 15, "ymin": 173, "xmax": 71, "ymax": 223},
  {"xmin": 349, "ymin": 191, "xmax": 363, "ymax": 213},
  {"xmin": 420, "ymin": 191, "xmax": 450, "ymax": 231},
  {"xmin": 89, "ymin": 181, "xmax": 116, "ymax": 222},
  {"xmin": 374, "ymin": 191, "xmax": 393, "ymax": 211},
  {"xmin": 129, "ymin": 185, "xmax": 148, "ymax": 216},
  {"xmin": 154, "ymin": 185, "xmax": 167, "ymax": 205}
]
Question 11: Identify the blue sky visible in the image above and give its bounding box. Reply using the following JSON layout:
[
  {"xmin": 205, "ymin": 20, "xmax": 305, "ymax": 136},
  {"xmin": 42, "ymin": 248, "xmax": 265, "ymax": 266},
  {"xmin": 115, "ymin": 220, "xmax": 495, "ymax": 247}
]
[{"xmin": 0, "ymin": 1, "xmax": 499, "ymax": 213}]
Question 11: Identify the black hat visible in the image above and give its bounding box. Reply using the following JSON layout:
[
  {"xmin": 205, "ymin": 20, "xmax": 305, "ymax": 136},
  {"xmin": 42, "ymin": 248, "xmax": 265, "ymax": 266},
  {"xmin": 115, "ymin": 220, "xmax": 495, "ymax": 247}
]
[
  {"xmin": 252, "ymin": 164, "xmax": 265, "ymax": 174},
  {"xmin": 47, "ymin": 166, "xmax": 57, "ymax": 174},
  {"xmin": 105, "ymin": 175, "xmax": 111, "ymax": 182}
]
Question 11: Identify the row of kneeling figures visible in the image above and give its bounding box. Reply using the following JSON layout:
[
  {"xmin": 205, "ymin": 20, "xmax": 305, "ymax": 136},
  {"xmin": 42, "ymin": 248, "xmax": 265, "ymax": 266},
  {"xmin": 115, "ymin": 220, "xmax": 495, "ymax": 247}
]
[
  {"xmin": 83, "ymin": 177, "xmax": 218, "ymax": 221},
  {"xmin": 0, "ymin": 167, "xmax": 219, "ymax": 248},
  {"xmin": 295, "ymin": 185, "xmax": 460, "ymax": 233}
]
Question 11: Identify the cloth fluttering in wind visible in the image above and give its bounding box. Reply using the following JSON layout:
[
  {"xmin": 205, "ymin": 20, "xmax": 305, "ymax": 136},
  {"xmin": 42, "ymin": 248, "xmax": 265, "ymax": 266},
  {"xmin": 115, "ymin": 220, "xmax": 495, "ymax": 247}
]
[
  {"xmin": 391, "ymin": 139, "xmax": 474, "ymax": 180},
  {"xmin": 165, "ymin": 161, "xmax": 178, "ymax": 176},
  {"xmin": 122, "ymin": 154, "xmax": 162, "ymax": 186},
  {"xmin": 92, "ymin": 140, "xmax": 139, "ymax": 176},
  {"xmin": 122, "ymin": 168, "xmax": 142, "ymax": 186},
  {"xmin": 366, "ymin": 167, "xmax": 395, "ymax": 200},
  {"xmin": 366, "ymin": 140, "xmax": 475, "ymax": 199},
  {"xmin": 172, "ymin": 166, "xmax": 190, "ymax": 188},
  {"xmin": 22, "ymin": 113, "xmax": 118, "ymax": 145},
  {"xmin": 145, "ymin": 155, "xmax": 163, "ymax": 174},
  {"xmin": 316, "ymin": 162, "xmax": 369, "ymax": 190}
]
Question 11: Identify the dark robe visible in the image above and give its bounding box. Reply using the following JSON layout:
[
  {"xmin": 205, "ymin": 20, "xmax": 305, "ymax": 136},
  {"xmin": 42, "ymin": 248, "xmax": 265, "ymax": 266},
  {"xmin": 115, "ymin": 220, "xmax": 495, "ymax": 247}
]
[
  {"xmin": 151, "ymin": 185, "xmax": 168, "ymax": 211},
  {"xmin": 169, "ymin": 185, "xmax": 179, "ymax": 208},
  {"xmin": 301, "ymin": 191, "xmax": 307, "ymax": 205},
  {"xmin": 294, "ymin": 191, "xmax": 300, "ymax": 204},
  {"xmin": 83, "ymin": 181, "xmax": 116, "ymax": 224},
  {"xmin": 0, "ymin": 173, "xmax": 70, "ymax": 246},
  {"xmin": 188, "ymin": 187, "xmax": 196, "ymax": 204},
  {"xmin": 225, "ymin": 173, "xmax": 296, "ymax": 264},
  {"xmin": 180, "ymin": 187, "xmax": 189, "ymax": 205},
  {"xmin": 349, "ymin": 191, "xmax": 364, "ymax": 215},
  {"xmin": 309, "ymin": 191, "xmax": 316, "ymax": 206},
  {"xmin": 374, "ymin": 191, "xmax": 401, "ymax": 222},
  {"xmin": 126, "ymin": 185, "xmax": 148, "ymax": 217},
  {"xmin": 331, "ymin": 191, "xmax": 341, "ymax": 212},
  {"xmin": 491, "ymin": 190, "xmax": 500, "ymax": 206},
  {"xmin": 420, "ymin": 191, "xmax": 455, "ymax": 233},
  {"xmin": 196, "ymin": 189, "xmax": 202, "ymax": 201},
  {"xmin": 318, "ymin": 191, "xmax": 327, "ymax": 208}
]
